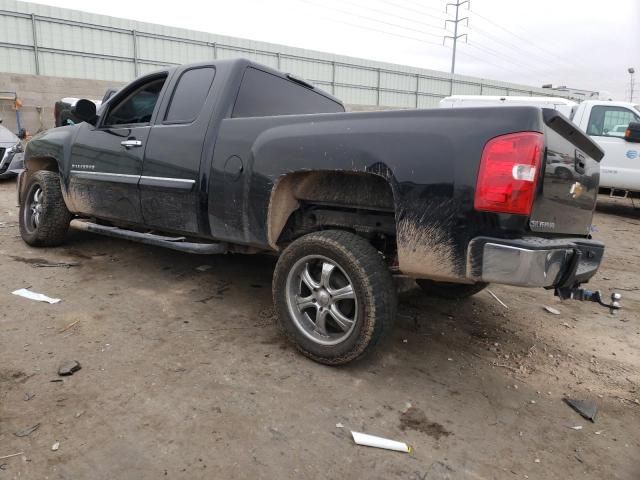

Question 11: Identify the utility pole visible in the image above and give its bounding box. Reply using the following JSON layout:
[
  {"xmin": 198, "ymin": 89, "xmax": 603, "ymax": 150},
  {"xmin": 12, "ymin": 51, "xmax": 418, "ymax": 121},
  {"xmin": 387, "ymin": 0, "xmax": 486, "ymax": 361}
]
[
  {"xmin": 629, "ymin": 67, "xmax": 636, "ymax": 102},
  {"xmin": 443, "ymin": 0, "xmax": 469, "ymax": 75}
]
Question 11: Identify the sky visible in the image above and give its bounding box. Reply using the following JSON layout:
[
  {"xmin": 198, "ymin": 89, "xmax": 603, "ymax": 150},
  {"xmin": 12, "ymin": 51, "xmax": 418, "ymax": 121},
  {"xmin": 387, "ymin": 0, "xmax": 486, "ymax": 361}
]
[{"xmin": 33, "ymin": 0, "xmax": 640, "ymax": 100}]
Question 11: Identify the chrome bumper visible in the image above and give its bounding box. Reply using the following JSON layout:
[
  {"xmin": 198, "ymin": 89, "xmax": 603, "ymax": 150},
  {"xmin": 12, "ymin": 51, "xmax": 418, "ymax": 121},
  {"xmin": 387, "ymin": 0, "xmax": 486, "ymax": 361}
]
[{"xmin": 467, "ymin": 237, "xmax": 604, "ymax": 288}]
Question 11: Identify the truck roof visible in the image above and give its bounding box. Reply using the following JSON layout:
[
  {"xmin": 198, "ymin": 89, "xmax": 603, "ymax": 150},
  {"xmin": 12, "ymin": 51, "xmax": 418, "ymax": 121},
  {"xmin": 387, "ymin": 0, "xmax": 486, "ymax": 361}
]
[{"xmin": 154, "ymin": 58, "xmax": 343, "ymax": 108}]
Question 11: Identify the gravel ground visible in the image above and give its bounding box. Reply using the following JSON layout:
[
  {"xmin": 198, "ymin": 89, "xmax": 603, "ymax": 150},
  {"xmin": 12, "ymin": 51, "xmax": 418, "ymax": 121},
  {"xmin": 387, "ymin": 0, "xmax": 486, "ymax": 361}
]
[{"xmin": 0, "ymin": 179, "xmax": 638, "ymax": 479}]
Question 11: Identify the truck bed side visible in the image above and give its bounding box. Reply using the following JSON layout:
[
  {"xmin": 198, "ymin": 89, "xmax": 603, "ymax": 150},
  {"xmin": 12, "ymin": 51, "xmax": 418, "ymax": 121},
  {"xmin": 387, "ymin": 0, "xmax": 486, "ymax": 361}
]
[{"xmin": 209, "ymin": 106, "xmax": 575, "ymax": 281}]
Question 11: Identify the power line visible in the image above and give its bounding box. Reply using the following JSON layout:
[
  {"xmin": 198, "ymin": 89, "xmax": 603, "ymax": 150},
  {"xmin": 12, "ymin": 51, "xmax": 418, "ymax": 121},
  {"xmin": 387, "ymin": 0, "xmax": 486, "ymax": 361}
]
[
  {"xmin": 337, "ymin": 0, "xmax": 446, "ymax": 33},
  {"xmin": 303, "ymin": 11, "xmax": 449, "ymax": 49},
  {"xmin": 455, "ymin": 47, "xmax": 543, "ymax": 81},
  {"xmin": 295, "ymin": 0, "xmax": 556, "ymax": 86},
  {"xmin": 399, "ymin": 0, "xmax": 448, "ymax": 16},
  {"xmin": 443, "ymin": 0, "xmax": 469, "ymax": 74},
  {"xmin": 468, "ymin": 23, "xmax": 570, "ymax": 71},
  {"xmin": 373, "ymin": 0, "xmax": 448, "ymax": 23},
  {"xmin": 466, "ymin": 41, "xmax": 553, "ymax": 78},
  {"xmin": 301, "ymin": 0, "xmax": 445, "ymax": 38},
  {"xmin": 469, "ymin": 9, "xmax": 592, "ymax": 68}
]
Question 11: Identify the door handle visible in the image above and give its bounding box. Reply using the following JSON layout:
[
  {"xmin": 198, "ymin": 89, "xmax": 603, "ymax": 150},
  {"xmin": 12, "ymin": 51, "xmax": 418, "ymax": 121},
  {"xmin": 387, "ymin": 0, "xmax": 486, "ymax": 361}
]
[{"xmin": 121, "ymin": 139, "xmax": 142, "ymax": 149}]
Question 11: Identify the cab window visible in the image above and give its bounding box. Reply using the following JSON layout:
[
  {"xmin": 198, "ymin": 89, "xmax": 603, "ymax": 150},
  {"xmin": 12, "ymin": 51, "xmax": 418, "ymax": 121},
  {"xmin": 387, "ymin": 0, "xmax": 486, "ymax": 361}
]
[
  {"xmin": 586, "ymin": 105, "xmax": 640, "ymax": 138},
  {"xmin": 232, "ymin": 67, "xmax": 344, "ymax": 118},
  {"xmin": 104, "ymin": 76, "xmax": 167, "ymax": 127},
  {"xmin": 164, "ymin": 67, "xmax": 216, "ymax": 124}
]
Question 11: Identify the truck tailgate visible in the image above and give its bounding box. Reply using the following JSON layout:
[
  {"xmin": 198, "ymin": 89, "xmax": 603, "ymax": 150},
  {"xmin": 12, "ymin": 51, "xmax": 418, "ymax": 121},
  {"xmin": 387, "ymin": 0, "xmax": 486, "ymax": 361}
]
[{"xmin": 529, "ymin": 109, "xmax": 604, "ymax": 236}]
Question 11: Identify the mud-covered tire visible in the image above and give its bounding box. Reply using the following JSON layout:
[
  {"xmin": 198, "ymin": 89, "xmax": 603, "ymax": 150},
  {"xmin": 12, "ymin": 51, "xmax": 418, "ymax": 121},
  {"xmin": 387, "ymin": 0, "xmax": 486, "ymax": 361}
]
[
  {"xmin": 19, "ymin": 170, "xmax": 72, "ymax": 247},
  {"xmin": 273, "ymin": 230, "xmax": 397, "ymax": 365},
  {"xmin": 416, "ymin": 279, "xmax": 488, "ymax": 299}
]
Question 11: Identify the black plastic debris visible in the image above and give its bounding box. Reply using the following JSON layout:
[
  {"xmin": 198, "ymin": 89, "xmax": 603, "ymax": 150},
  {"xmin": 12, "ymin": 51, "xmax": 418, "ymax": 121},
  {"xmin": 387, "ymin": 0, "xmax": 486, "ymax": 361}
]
[
  {"xmin": 58, "ymin": 360, "xmax": 81, "ymax": 376},
  {"xmin": 564, "ymin": 398, "xmax": 598, "ymax": 422}
]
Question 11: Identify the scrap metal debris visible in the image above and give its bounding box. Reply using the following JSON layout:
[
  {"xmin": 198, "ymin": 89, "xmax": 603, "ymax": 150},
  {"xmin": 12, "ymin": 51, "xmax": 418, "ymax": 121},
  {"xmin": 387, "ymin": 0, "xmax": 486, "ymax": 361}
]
[
  {"xmin": 32, "ymin": 261, "xmax": 79, "ymax": 268},
  {"xmin": 564, "ymin": 398, "xmax": 598, "ymax": 422},
  {"xmin": 58, "ymin": 360, "xmax": 81, "ymax": 376},
  {"xmin": 58, "ymin": 320, "xmax": 80, "ymax": 334},
  {"xmin": 0, "ymin": 452, "xmax": 24, "ymax": 461},
  {"xmin": 351, "ymin": 431, "xmax": 412, "ymax": 453},
  {"xmin": 487, "ymin": 289, "xmax": 509, "ymax": 309},
  {"xmin": 12, "ymin": 288, "xmax": 61, "ymax": 304}
]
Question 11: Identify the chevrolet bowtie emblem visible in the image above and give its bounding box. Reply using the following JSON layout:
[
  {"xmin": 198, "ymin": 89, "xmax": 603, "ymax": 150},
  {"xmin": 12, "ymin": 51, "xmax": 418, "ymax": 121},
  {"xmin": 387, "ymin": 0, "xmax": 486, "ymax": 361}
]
[{"xmin": 569, "ymin": 181, "xmax": 584, "ymax": 199}]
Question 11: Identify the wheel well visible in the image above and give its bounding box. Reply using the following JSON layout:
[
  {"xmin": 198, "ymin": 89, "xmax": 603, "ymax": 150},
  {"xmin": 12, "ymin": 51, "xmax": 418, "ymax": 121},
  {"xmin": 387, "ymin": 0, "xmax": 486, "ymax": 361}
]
[
  {"xmin": 25, "ymin": 156, "xmax": 59, "ymax": 173},
  {"xmin": 267, "ymin": 171, "xmax": 396, "ymax": 250},
  {"xmin": 18, "ymin": 157, "xmax": 60, "ymax": 206}
]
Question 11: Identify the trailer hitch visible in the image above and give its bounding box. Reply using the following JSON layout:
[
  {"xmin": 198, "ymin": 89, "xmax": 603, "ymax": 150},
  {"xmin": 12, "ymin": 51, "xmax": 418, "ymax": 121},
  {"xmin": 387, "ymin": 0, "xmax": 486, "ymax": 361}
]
[{"xmin": 555, "ymin": 287, "xmax": 622, "ymax": 314}]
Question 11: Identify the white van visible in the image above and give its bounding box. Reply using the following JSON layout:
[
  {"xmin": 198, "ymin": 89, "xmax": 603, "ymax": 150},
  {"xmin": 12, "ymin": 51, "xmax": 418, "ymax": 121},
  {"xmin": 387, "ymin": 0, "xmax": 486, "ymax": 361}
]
[{"xmin": 440, "ymin": 96, "xmax": 640, "ymax": 195}]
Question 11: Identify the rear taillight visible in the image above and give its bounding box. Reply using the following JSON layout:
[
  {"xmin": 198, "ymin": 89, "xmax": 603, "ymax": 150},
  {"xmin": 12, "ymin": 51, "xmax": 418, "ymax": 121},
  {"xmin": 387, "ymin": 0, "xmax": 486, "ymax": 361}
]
[{"xmin": 474, "ymin": 131, "xmax": 544, "ymax": 215}]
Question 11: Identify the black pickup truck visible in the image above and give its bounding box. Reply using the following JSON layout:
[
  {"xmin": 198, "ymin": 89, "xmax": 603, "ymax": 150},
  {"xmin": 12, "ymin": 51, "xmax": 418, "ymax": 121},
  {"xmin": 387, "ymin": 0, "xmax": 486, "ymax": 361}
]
[{"xmin": 18, "ymin": 59, "xmax": 616, "ymax": 365}]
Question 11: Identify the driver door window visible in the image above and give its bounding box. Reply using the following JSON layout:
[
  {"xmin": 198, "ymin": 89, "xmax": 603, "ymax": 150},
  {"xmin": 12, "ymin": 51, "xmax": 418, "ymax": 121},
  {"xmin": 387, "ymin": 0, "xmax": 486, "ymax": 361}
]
[
  {"xmin": 586, "ymin": 106, "xmax": 640, "ymax": 138},
  {"xmin": 104, "ymin": 77, "xmax": 166, "ymax": 127}
]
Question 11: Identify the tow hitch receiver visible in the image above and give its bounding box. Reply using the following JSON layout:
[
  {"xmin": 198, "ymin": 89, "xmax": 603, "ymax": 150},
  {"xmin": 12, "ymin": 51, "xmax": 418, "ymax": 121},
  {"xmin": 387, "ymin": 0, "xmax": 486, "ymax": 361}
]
[{"xmin": 555, "ymin": 288, "xmax": 622, "ymax": 314}]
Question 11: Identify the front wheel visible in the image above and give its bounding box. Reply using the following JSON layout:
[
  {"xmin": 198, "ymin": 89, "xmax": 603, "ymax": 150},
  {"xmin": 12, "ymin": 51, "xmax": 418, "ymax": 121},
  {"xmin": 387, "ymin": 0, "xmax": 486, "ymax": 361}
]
[
  {"xmin": 19, "ymin": 170, "xmax": 72, "ymax": 247},
  {"xmin": 273, "ymin": 230, "xmax": 397, "ymax": 365}
]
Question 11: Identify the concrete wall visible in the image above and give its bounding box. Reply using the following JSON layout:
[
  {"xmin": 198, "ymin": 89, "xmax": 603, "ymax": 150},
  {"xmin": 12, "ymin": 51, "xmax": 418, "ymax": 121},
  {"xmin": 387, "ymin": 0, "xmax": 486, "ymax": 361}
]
[
  {"xmin": 0, "ymin": 72, "xmax": 400, "ymax": 135},
  {"xmin": 0, "ymin": 72, "xmax": 125, "ymax": 134}
]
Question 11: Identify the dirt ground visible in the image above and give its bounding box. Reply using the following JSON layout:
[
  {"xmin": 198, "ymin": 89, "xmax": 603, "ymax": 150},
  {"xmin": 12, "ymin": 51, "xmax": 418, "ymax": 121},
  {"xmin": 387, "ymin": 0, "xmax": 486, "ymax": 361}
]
[{"xmin": 0, "ymin": 179, "xmax": 638, "ymax": 480}]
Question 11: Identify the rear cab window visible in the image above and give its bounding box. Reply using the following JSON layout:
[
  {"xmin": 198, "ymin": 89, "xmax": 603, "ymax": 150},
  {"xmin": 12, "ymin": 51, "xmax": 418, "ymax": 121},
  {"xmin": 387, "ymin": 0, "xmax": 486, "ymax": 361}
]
[{"xmin": 232, "ymin": 67, "xmax": 344, "ymax": 118}]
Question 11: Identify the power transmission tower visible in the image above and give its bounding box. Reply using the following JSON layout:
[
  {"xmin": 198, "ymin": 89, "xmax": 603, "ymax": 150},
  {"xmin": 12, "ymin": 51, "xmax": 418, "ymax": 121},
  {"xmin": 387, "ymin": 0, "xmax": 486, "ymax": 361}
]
[{"xmin": 443, "ymin": 0, "xmax": 469, "ymax": 74}]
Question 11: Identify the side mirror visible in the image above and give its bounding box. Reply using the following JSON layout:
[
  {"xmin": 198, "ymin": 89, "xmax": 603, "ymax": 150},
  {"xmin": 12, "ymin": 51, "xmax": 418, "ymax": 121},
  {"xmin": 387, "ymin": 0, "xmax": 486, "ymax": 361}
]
[
  {"xmin": 625, "ymin": 122, "xmax": 640, "ymax": 143},
  {"xmin": 71, "ymin": 99, "xmax": 98, "ymax": 126}
]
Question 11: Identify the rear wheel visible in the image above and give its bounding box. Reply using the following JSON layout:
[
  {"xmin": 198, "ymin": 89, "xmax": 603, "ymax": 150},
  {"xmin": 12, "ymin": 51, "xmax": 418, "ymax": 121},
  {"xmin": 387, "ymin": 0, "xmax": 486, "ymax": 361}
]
[
  {"xmin": 273, "ymin": 230, "xmax": 396, "ymax": 365},
  {"xmin": 416, "ymin": 279, "xmax": 488, "ymax": 299},
  {"xmin": 19, "ymin": 170, "xmax": 72, "ymax": 247}
]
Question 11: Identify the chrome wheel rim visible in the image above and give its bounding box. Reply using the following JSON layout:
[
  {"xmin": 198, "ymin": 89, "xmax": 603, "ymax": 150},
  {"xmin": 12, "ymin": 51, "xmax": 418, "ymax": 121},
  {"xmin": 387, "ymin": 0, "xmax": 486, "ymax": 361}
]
[
  {"xmin": 285, "ymin": 255, "xmax": 358, "ymax": 346},
  {"xmin": 24, "ymin": 185, "xmax": 44, "ymax": 233}
]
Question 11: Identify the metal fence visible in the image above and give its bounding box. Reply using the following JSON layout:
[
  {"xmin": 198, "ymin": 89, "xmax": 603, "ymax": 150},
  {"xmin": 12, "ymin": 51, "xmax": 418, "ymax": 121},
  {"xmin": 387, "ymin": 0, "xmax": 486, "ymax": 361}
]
[{"xmin": 0, "ymin": 0, "xmax": 578, "ymax": 108}]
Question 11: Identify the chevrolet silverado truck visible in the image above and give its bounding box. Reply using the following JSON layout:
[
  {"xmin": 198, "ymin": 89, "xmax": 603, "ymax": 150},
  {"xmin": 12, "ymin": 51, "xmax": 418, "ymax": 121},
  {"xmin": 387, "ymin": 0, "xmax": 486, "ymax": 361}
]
[{"xmin": 17, "ymin": 59, "xmax": 619, "ymax": 365}]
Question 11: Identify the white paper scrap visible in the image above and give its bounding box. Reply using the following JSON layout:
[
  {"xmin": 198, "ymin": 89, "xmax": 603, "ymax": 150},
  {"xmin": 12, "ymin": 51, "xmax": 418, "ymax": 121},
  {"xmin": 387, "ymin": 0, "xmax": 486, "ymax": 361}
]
[
  {"xmin": 351, "ymin": 431, "xmax": 412, "ymax": 453},
  {"xmin": 12, "ymin": 288, "xmax": 61, "ymax": 304}
]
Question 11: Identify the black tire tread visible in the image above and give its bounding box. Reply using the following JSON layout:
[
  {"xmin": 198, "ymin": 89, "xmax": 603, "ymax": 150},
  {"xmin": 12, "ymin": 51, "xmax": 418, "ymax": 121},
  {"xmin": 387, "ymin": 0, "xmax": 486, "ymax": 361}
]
[
  {"xmin": 273, "ymin": 230, "xmax": 396, "ymax": 365},
  {"xmin": 19, "ymin": 170, "xmax": 72, "ymax": 247}
]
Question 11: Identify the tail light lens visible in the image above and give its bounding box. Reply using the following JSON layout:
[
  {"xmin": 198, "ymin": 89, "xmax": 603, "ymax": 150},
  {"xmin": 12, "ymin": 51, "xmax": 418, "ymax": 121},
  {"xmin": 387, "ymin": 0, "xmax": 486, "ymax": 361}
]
[{"xmin": 474, "ymin": 131, "xmax": 544, "ymax": 215}]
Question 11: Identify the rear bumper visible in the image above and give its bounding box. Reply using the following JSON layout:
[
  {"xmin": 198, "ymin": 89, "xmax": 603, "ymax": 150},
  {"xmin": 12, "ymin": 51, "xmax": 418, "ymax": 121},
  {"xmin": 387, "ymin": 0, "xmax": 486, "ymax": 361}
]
[{"xmin": 467, "ymin": 236, "xmax": 603, "ymax": 288}]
